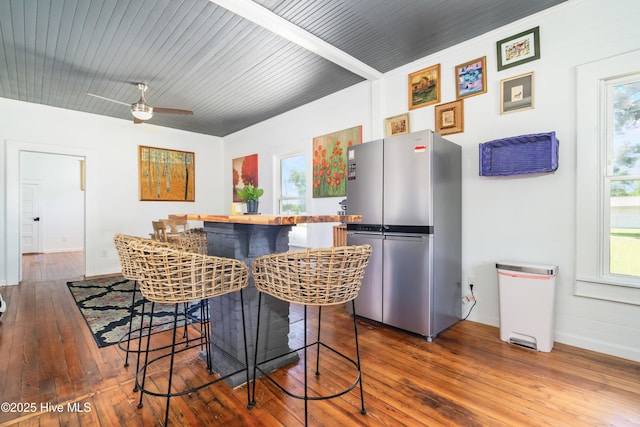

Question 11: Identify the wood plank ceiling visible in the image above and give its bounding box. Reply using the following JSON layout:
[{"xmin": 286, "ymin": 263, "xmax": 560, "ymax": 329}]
[{"xmin": 0, "ymin": 0, "xmax": 566, "ymax": 137}]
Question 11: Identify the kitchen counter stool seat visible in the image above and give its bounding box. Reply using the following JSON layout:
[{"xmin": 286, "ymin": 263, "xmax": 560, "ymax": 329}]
[
  {"xmin": 113, "ymin": 235, "xmax": 200, "ymax": 390},
  {"xmin": 250, "ymin": 244, "xmax": 372, "ymax": 425},
  {"xmin": 129, "ymin": 239, "xmax": 250, "ymax": 427}
]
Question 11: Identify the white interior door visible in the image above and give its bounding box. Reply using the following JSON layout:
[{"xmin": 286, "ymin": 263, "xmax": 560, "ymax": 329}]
[{"xmin": 21, "ymin": 182, "xmax": 42, "ymax": 254}]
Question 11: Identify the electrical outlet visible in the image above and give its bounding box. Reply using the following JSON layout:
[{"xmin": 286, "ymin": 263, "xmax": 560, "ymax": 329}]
[{"xmin": 468, "ymin": 276, "xmax": 475, "ymax": 288}]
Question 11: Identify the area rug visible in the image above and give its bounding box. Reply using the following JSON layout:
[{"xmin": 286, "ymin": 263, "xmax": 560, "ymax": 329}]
[{"xmin": 67, "ymin": 276, "xmax": 202, "ymax": 348}]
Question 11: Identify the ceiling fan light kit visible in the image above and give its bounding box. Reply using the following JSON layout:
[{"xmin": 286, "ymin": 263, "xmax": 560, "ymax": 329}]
[{"xmin": 131, "ymin": 102, "xmax": 153, "ymax": 120}]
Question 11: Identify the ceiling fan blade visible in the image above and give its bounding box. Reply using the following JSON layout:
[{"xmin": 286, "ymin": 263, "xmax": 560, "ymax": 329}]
[
  {"xmin": 86, "ymin": 93, "xmax": 130, "ymax": 106},
  {"xmin": 153, "ymin": 107, "xmax": 194, "ymax": 116}
]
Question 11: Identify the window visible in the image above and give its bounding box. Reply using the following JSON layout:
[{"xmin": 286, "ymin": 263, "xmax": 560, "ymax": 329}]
[
  {"xmin": 605, "ymin": 78, "xmax": 640, "ymax": 278},
  {"xmin": 576, "ymin": 50, "xmax": 640, "ymax": 305},
  {"xmin": 278, "ymin": 153, "xmax": 307, "ymax": 246}
]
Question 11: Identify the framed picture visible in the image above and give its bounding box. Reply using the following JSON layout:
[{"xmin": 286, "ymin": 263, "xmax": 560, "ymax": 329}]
[
  {"xmin": 232, "ymin": 153, "xmax": 258, "ymax": 202},
  {"xmin": 312, "ymin": 125, "xmax": 362, "ymax": 198},
  {"xmin": 139, "ymin": 146, "xmax": 195, "ymax": 201},
  {"xmin": 456, "ymin": 56, "xmax": 487, "ymax": 99},
  {"xmin": 384, "ymin": 113, "xmax": 410, "ymax": 137},
  {"xmin": 434, "ymin": 99, "xmax": 464, "ymax": 135},
  {"xmin": 500, "ymin": 72, "xmax": 534, "ymax": 114},
  {"xmin": 496, "ymin": 26, "xmax": 540, "ymax": 71},
  {"xmin": 408, "ymin": 64, "xmax": 441, "ymax": 110}
]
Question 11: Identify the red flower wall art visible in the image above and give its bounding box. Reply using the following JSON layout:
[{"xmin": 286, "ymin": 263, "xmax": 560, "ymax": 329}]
[
  {"xmin": 312, "ymin": 125, "xmax": 362, "ymax": 198},
  {"xmin": 232, "ymin": 153, "xmax": 258, "ymax": 202}
]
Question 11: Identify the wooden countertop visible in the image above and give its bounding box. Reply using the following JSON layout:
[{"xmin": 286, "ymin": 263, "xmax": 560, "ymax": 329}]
[{"xmin": 169, "ymin": 214, "xmax": 361, "ymax": 225}]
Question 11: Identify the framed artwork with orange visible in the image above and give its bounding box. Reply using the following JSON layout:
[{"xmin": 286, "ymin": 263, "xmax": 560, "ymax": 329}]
[
  {"xmin": 312, "ymin": 125, "xmax": 362, "ymax": 198},
  {"xmin": 138, "ymin": 146, "xmax": 195, "ymax": 201}
]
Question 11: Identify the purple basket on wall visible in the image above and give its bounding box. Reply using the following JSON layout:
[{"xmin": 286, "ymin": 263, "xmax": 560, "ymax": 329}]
[{"xmin": 479, "ymin": 131, "xmax": 559, "ymax": 176}]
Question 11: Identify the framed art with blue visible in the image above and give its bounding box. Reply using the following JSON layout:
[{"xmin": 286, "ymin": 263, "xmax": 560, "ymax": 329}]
[{"xmin": 455, "ymin": 56, "xmax": 487, "ymax": 99}]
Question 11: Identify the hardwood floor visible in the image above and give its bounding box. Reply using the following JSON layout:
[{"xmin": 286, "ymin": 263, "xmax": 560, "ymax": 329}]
[{"xmin": 1, "ymin": 253, "xmax": 639, "ymax": 426}]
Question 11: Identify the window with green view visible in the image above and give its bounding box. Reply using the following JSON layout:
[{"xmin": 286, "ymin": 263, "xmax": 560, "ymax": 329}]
[{"xmin": 606, "ymin": 78, "xmax": 640, "ymax": 278}]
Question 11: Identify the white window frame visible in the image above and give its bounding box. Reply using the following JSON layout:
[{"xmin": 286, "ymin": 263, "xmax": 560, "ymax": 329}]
[
  {"xmin": 275, "ymin": 151, "xmax": 307, "ymax": 247},
  {"xmin": 576, "ymin": 49, "xmax": 640, "ymax": 305}
]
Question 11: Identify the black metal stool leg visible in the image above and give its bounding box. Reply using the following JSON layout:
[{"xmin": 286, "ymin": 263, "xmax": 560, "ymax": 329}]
[
  {"xmin": 131, "ymin": 296, "xmax": 144, "ymax": 392},
  {"xmin": 182, "ymin": 302, "xmax": 190, "ymax": 345},
  {"xmin": 304, "ymin": 305, "xmax": 309, "ymax": 426},
  {"xmin": 124, "ymin": 280, "xmax": 138, "ymax": 367},
  {"xmin": 249, "ymin": 292, "xmax": 263, "ymax": 408},
  {"xmin": 163, "ymin": 304, "xmax": 181, "ymax": 426},
  {"xmin": 315, "ymin": 306, "xmax": 322, "ymax": 376},
  {"xmin": 200, "ymin": 300, "xmax": 213, "ymax": 372},
  {"xmin": 133, "ymin": 296, "xmax": 148, "ymax": 391},
  {"xmin": 137, "ymin": 302, "xmax": 155, "ymax": 408},
  {"xmin": 239, "ymin": 289, "xmax": 251, "ymax": 408},
  {"xmin": 351, "ymin": 301, "xmax": 366, "ymax": 415}
]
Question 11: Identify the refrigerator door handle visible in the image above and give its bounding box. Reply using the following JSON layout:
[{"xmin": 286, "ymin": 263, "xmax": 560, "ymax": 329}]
[
  {"xmin": 384, "ymin": 233, "xmax": 428, "ymax": 241},
  {"xmin": 347, "ymin": 232, "xmax": 384, "ymax": 239}
]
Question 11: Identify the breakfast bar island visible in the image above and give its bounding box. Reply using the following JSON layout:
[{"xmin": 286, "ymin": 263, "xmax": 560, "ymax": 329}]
[{"xmin": 169, "ymin": 214, "xmax": 361, "ymax": 386}]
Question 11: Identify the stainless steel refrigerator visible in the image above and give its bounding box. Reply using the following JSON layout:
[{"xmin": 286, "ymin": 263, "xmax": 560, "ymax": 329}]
[{"xmin": 346, "ymin": 130, "xmax": 461, "ymax": 341}]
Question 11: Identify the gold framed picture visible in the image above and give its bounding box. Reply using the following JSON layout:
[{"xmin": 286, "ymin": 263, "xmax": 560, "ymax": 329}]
[
  {"xmin": 139, "ymin": 146, "xmax": 195, "ymax": 201},
  {"xmin": 408, "ymin": 64, "xmax": 441, "ymax": 110},
  {"xmin": 455, "ymin": 56, "xmax": 487, "ymax": 99},
  {"xmin": 384, "ymin": 113, "xmax": 410, "ymax": 137},
  {"xmin": 434, "ymin": 99, "xmax": 464, "ymax": 135},
  {"xmin": 500, "ymin": 72, "xmax": 534, "ymax": 114}
]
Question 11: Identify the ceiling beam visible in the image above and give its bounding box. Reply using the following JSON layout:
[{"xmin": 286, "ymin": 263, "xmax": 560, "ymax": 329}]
[{"xmin": 209, "ymin": 0, "xmax": 383, "ymax": 81}]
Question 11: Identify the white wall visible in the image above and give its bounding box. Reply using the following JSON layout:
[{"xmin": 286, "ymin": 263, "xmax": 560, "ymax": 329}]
[
  {"xmin": 1, "ymin": 99, "xmax": 223, "ymax": 283},
  {"xmin": 222, "ymin": 0, "xmax": 640, "ymax": 361},
  {"xmin": 224, "ymin": 82, "xmax": 374, "ymax": 248},
  {"xmin": 22, "ymin": 152, "xmax": 85, "ymax": 252}
]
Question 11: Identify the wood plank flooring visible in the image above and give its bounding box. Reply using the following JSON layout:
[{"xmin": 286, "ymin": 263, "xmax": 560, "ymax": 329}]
[{"xmin": 0, "ymin": 252, "xmax": 638, "ymax": 426}]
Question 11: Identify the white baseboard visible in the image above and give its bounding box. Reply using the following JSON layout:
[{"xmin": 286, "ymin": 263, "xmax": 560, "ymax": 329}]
[
  {"xmin": 555, "ymin": 331, "xmax": 640, "ymax": 363},
  {"xmin": 42, "ymin": 248, "xmax": 83, "ymax": 253}
]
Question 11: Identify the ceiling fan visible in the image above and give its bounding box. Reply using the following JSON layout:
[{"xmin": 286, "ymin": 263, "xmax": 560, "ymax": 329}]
[{"xmin": 87, "ymin": 83, "xmax": 194, "ymax": 123}]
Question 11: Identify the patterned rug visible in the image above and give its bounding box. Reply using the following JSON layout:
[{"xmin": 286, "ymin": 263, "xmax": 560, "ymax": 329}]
[{"xmin": 67, "ymin": 276, "xmax": 202, "ymax": 348}]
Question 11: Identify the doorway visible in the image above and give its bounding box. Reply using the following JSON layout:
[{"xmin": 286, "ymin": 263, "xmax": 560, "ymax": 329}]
[
  {"xmin": 20, "ymin": 152, "xmax": 85, "ymax": 280},
  {"xmin": 5, "ymin": 140, "xmax": 92, "ymax": 285}
]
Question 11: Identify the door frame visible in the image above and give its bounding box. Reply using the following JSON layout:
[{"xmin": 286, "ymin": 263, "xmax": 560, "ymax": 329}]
[{"xmin": 5, "ymin": 140, "xmax": 95, "ymax": 285}]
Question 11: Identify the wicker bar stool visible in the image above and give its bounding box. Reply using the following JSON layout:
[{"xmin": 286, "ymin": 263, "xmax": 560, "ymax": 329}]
[
  {"xmin": 250, "ymin": 244, "xmax": 372, "ymax": 425},
  {"xmin": 129, "ymin": 238, "xmax": 250, "ymax": 427},
  {"xmin": 113, "ymin": 234, "xmax": 197, "ymax": 384},
  {"xmin": 113, "ymin": 234, "xmax": 148, "ymax": 372}
]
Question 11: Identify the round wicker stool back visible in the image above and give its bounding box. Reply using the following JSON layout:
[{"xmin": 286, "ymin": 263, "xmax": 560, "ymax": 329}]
[
  {"xmin": 252, "ymin": 244, "xmax": 372, "ymax": 306},
  {"xmin": 177, "ymin": 227, "xmax": 207, "ymax": 254},
  {"xmin": 131, "ymin": 238, "xmax": 248, "ymax": 303},
  {"xmin": 113, "ymin": 234, "xmax": 145, "ymax": 281},
  {"xmin": 128, "ymin": 238, "xmax": 250, "ymax": 426},
  {"xmin": 250, "ymin": 244, "xmax": 372, "ymax": 425}
]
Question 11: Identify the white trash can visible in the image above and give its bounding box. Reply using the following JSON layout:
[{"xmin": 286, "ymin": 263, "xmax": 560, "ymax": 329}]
[{"xmin": 496, "ymin": 262, "xmax": 558, "ymax": 352}]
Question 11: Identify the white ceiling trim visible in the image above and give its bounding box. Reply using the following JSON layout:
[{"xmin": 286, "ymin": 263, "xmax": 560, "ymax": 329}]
[{"xmin": 209, "ymin": 0, "xmax": 383, "ymax": 81}]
